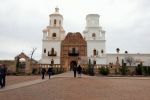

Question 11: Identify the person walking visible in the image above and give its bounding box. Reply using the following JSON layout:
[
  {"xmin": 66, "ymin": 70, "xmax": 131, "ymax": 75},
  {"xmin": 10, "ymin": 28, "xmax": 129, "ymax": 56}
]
[
  {"xmin": 47, "ymin": 66, "xmax": 53, "ymax": 79},
  {"xmin": 0, "ymin": 65, "xmax": 3, "ymax": 88},
  {"xmin": 2, "ymin": 64, "xmax": 7, "ymax": 87},
  {"xmin": 77, "ymin": 64, "xmax": 82, "ymax": 78},
  {"xmin": 73, "ymin": 64, "xmax": 77, "ymax": 78},
  {"xmin": 41, "ymin": 67, "xmax": 46, "ymax": 79}
]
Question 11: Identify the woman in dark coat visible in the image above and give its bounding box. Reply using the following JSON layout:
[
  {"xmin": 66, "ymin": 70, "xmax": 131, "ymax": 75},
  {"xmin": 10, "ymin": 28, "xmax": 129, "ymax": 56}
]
[{"xmin": 77, "ymin": 65, "xmax": 82, "ymax": 77}]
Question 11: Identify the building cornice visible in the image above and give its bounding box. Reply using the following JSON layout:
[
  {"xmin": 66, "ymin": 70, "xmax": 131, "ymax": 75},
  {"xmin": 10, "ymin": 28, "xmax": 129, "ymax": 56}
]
[{"xmin": 106, "ymin": 53, "xmax": 150, "ymax": 56}]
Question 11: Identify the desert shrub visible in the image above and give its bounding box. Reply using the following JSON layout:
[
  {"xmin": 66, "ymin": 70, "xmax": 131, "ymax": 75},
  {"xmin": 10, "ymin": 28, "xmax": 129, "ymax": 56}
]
[
  {"xmin": 99, "ymin": 67, "xmax": 109, "ymax": 75},
  {"xmin": 142, "ymin": 66, "xmax": 148, "ymax": 76},
  {"xmin": 148, "ymin": 67, "xmax": 150, "ymax": 75},
  {"xmin": 87, "ymin": 59, "xmax": 95, "ymax": 76},
  {"xmin": 135, "ymin": 64, "xmax": 142, "ymax": 75},
  {"xmin": 119, "ymin": 66, "xmax": 128, "ymax": 75},
  {"xmin": 82, "ymin": 67, "xmax": 88, "ymax": 74}
]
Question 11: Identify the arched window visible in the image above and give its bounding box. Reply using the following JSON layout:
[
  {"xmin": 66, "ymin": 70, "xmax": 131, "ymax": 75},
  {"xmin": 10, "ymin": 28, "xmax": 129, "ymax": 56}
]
[
  {"xmin": 48, "ymin": 51, "xmax": 50, "ymax": 56},
  {"xmin": 93, "ymin": 49, "xmax": 96, "ymax": 56},
  {"xmin": 101, "ymin": 49, "xmax": 104, "ymax": 54},
  {"xmin": 51, "ymin": 48, "xmax": 54, "ymax": 54},
  {"xmin": 19, "ymin": 58, "xmax": 26, "ymax": 73},
  {"xmin": 93, "ymin": 60, "xmax": 96, "ymax": 65},
  {"xmin": 92, "ymin": 33, "xmax": 96, "ymax": 38},
  {"xmin": 52, "ymin": 33, "xmax": 56, "ymax": 37},
  {"xmin": 51, "ymin": 59, "xmax": 54, "ymax": 65},
  {"xmin": 54, "ymin": 19, "xmax": 57, "ymax": 26},
  {"xmin": 44, "ymin": 48, "xmax": 46, "ymax": 53}
]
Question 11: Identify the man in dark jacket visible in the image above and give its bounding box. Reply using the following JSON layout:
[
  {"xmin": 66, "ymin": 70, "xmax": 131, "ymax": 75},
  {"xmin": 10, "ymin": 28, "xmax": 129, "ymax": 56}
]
[
  {"xmin": 2, "ymin": 64, "xmax": 7, "ymax": 87},
  {"xmin": 0, "ymin": 64, "xmax": 3, "ymax": 88},
  {"xmin": 73, "ymin": 65, "xmax": 77, "ymax": 78},
  {"xmin": 47, "ymin": 66, "xmax": 53, "ymax": 79},
  {"xmin": 41, "ymin": 67, "xmax": 46, "ymax": 79}
]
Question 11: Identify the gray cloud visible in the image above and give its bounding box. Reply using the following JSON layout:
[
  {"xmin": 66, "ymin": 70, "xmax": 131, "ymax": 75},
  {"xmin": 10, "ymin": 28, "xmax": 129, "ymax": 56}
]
[{"xmin": 0, "ymin": 0, "xmax": 150, "ymax": 60}]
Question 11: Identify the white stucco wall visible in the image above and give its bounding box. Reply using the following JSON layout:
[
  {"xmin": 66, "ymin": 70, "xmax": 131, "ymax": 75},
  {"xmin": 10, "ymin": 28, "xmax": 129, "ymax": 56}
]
[
  {"xmin": 87, "ymin": 40, "xmax": 106, "ymax": 57},
  {"xmin": 40, "ymin": 8, "xmax": 65, "ymax": 65},
  {"xmin": 106, "ymin": 53, "xmax": 150, "ymax": 66},
  {"xmin": 40, "ymin": 40, "xmax": 61, "ymax": 64},
  {"xmin": 84, "ymin": 14, "xmax": 106, "ymax": 65}
]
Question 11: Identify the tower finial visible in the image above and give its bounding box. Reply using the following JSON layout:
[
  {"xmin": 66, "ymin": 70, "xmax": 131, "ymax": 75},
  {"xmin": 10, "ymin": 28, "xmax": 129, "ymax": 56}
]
[{"xmin": 55, "ymin": 7, "xmax": 59, "ymax": 12}]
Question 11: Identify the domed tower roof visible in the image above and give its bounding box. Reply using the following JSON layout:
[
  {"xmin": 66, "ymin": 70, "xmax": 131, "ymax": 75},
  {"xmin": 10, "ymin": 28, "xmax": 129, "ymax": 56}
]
[
  {"xmin": 86, "ymin": 14, "xmax": 100, "ymax": 19},
  {"xmin": 42, "ymin": 28, "xmax": 47, "ymax": 33},
  {"xmin": 49, "ymin": 7, "xmax": 63, "ymax": 18}
]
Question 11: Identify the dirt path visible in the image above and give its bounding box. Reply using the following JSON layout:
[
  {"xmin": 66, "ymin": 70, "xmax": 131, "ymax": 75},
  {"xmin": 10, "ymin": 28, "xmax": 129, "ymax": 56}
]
[{"xmin": 0, "ymin": 73, "xmax": 150, "ymax": 100}]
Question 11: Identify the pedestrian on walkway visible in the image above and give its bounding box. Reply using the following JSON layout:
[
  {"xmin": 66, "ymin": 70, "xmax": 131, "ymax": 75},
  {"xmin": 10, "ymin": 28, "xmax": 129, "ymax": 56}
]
[
  {"xmin": 41, "ymin": 67, "xmax": 46, "ymax": 79},
  {"xmin": 47, "ymin": 66, "xmax": 53, "ymax": 79},
  {"xmin": 77, "ymin": 64, "xmax": 82, "ymax": 78},
  {"xmin": 0, "ymin": 64, "xmax": 3, "ymax": 88},
  {"xmin": 2, "ymin": 64, "xmax": 7, "ymax": 87},
  {"xmin": 73, "ymin": 64, "xmax": 77, "ymax": 78}
]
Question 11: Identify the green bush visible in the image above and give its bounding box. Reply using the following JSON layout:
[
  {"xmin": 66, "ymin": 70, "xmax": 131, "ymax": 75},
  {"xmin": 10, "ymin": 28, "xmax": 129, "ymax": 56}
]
[
  {"xmin": 135, "ymin": 64, "xmax": 142, "ymax": 75},
  {"xmin": 82, "ymin": 68, "xmax": 88, "ymax": 74},
  {"xmin": 99, "ymin": 67, "xmax": 109, "ymax": 75},
  {"xmin": 87, "ymin": 59, "xmax": 95, "ymax": 76},
  {"xmin": 119, "ymin": 66, "xmax": 128, "ymax": 75},
  {"xmin": 148, "ymin": 67, "xmax": 150, "ymax": 75},
  {"xmin": 142, "ymin": 66, "xmax": 148, "ymax": 76}
]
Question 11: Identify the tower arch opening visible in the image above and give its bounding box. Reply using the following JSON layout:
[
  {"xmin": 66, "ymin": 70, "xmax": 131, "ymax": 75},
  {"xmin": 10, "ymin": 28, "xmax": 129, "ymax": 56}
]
[
  {"xmin": 52, "ymin": 33, "xmax": 56, "ymax": 37},
  {"xmin": 54, "ymin": 19, "xmax": 57, "ymax": 26}
]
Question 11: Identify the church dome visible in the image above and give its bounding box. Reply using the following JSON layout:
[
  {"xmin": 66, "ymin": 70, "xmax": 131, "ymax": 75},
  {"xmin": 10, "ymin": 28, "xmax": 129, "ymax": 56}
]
[{"xmin": 42, "ymin": 28, "xmax": 47, "ymax": 33}]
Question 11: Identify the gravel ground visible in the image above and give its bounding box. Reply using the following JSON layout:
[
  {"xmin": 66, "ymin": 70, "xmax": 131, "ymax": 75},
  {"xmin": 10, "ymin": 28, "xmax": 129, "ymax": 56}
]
[
  {"xmin": 5, "ymin": 75, "xmax": 41, "ymax": 85},
  {"xmin": 0, "ymin": 76, "xmax": 150, "ymax": 100}
]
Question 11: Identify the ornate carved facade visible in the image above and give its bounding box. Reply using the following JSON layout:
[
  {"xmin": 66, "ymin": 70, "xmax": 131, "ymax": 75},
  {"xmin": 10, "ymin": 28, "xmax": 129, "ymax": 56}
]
[{"xmin": 61, "ymin": 32, "xmax": 87, "ymax": 70}]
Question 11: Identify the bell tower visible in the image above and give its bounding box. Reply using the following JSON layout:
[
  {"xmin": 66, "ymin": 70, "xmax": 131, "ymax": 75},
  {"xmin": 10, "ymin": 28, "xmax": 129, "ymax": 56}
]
[
  {"xmin": 83, "ymin": 14, "xmax": 106, "ymax": 65},
  {"xmin": 40, "ymin": 7, "xmax": 65, "ymax": 67},
  {"xmin": 49, "ymin": 7, "xmax": 63, "ymax": 27}
]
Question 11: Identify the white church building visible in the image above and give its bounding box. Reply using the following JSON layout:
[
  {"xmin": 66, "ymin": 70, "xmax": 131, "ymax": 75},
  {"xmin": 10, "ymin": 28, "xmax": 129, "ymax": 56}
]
[{"xmin": 39, "ymin": 7, "xmax": 150, "ymax": 69}]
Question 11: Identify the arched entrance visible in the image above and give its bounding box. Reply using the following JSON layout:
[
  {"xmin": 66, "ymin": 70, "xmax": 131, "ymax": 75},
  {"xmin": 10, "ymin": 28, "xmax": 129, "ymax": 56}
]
[{"xmin": 70, "ymin": 61, "xmax": 77, "ymax": 70}]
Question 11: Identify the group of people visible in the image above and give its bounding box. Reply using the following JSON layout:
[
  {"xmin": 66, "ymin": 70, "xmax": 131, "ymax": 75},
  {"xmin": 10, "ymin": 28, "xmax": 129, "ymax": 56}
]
[
  {"xmin": 0, "ymin": 64, "xmax": 7, "ymax": 88},
  {"xmin": 41, "ymin": 67, "xmax": 53, "ymax": 79},
  {"xmin": 72, "ymin": 64, "xmax": 82, "ymax": 78},
  {"xmin": 41, "ymin": 64, "xmax": 83, "ymax": 79}
]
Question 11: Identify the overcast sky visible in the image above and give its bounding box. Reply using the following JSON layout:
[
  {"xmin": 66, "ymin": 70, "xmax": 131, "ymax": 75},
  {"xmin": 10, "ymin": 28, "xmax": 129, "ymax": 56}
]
[{"xmin": 0, "ymin": 0, "xmax": 150, "ymax": 60}]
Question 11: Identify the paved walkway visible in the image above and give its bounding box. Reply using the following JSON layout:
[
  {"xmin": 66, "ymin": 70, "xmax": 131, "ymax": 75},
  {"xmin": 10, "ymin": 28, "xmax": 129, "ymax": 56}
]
[
  {"xmin": 0, "ymin": 72, "xmax": 150, "ymax": 100},
  {"xmin": 0, "ymin": 71, "xmax": 89, "ymax": 92}
]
